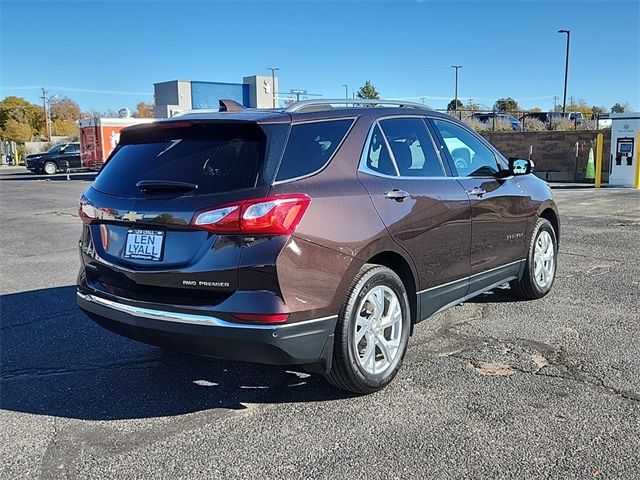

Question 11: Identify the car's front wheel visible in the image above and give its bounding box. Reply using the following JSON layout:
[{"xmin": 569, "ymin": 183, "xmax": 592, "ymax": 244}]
[
  {"xmin": 325, "ymin": 264, "xmax": 411, "ymax": 394},
  {"xmin": 510, "ymin": 218, "xmax": 558, "ymax": 299},
  {"xmin": 43, "ymin": 161, "xmax": 58, "ymax": 175}
]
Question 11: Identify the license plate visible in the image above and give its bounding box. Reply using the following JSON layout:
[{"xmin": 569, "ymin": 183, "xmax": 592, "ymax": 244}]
[{"xmin": 123, "ymin": 229, "xmax": 165, "ymax": 261}]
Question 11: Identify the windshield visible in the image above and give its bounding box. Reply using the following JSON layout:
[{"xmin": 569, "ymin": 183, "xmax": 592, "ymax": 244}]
[{"xmin": 47, "ymin": 144, "xmax": 65, "ymax": 154}]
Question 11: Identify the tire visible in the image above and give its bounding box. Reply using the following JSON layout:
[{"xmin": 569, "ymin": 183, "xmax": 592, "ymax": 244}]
[
  {"xmin": 325, "ymin": 264, "xmax": 411, "ymax": 394},
  {"xmin": 43, "ymin": 161, "xmax": 58, "ymax": 175},
  {"xmin": 510, "ymin": 218, "xmax": 558, "ymax": 300}
]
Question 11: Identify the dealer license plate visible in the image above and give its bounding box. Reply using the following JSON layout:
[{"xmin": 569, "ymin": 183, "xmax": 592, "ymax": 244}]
[{"xmin": 123, "ymin": 229, "xmax": 165, "ymax": 261}]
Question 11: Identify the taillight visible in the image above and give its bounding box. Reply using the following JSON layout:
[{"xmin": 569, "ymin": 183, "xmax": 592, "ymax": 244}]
[
  {"xmin": 79, "ymin": 197, "xmax": 97, "ymax": 224},
  {"xmin": 232, "ymin": 313, "xmax": 289, "ymax": 323},
  {"xmin": 192, "ymin": 194, "xmax": 310, "ymax": 235}
]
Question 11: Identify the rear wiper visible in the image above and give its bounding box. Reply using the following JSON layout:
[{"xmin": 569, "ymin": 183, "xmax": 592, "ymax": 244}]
[{"xmin": 136, "ymin": 180, "xmax": 198, "ymax": 192}]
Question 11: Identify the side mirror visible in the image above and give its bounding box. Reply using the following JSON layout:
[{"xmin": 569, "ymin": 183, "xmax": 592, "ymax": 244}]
[{"xmin": 508, "ymin": 157, "xmax": 534, "ymax": 176}]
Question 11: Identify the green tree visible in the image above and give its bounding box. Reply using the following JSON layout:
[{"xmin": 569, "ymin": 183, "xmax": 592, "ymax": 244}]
[
  {"xmin": 50, "ymin": 96, "xmax": 81, "ymax": 121},
  {"xmin": 356, "ymin": 81, "xmax": 380, "ymax": 100},
  {"xmin": 447, "ymin": 99, "xmax": 463, "ymax": 111},
  {"xmin": 611, "ymin": 102, "xmax": 630, "ymax": 113},
  {"xmin": 494, "ymin": 97, "xmax": 519, "ymax": 113},
  {"xmin": 135, "ymin": 102, "xmax": 155, "ymax": 118},
  {"xmin": 0, "ymin": 119, "xmax": 33, "ymax": 142}
]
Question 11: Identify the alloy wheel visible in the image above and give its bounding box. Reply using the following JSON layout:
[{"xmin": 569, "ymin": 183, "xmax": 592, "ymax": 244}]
[
  {"xmin": 44, "ymin": 162, "xmax": 57, "ymax": 175},
  {"xmin": 533, "ymin": 230, "xmax": 555, "ymax": 289},
  {"xmin": 354, "ymin": 285, "xmax": 403, "ymax": 375}
]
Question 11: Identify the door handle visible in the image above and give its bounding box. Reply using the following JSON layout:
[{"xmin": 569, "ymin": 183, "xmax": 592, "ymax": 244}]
[
  {"xmin": 384, "ymin": 189, "xmax": 410, "ymax": 202},
  {"xmin": 467, "ymin": 187, "xmax": 486, "ymax": 197}
]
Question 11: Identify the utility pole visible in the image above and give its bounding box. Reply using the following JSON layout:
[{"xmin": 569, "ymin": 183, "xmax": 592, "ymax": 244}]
[
  {"xmin": 451, "ymin": 65, "xmax": 462, "ymax": 112},
  {"xmin": 558, "ymin": 29, "xmax": 570, "ymax": 114},
  {"xmin": 342, "ymin": 84, "xmax": 349, "ymax": 99},
  {"xmin": 40, "ymin": 88, "xmax": 52, "ymax": 141},
  {"xmin": 267, "ymin": 67, "xmax": 279, "ymax": 108},
  {"xmin": 553, "ymin": 95, "xmax": 559, "ymax": 110}
]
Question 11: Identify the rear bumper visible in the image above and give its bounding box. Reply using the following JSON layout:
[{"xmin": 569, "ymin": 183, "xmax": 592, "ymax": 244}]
[{"xmin": 77, "ymin": 291, "xmax": 336, "ymax": 370}]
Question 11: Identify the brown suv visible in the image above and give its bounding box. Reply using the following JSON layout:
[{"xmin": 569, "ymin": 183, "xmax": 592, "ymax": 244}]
[{"xmin": 77, "ymin": 99, "xmax": 559, "ymax": 394}]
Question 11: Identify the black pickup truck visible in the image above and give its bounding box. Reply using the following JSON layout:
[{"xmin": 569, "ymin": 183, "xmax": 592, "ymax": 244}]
[{"xmin": 25, "ymin": 142, "xmax": 81, "ymax": 175}]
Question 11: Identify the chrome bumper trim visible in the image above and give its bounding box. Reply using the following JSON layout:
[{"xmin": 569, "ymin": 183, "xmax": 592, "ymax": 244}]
[{"xmin": 77, "ymin": 291, "xmax": 336, "ymax": 330}]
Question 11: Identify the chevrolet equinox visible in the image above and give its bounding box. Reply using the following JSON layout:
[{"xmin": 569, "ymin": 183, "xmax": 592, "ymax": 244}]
[{"xmin": 77, "ymin": 99, "xmax": 559, "ymax": 394}]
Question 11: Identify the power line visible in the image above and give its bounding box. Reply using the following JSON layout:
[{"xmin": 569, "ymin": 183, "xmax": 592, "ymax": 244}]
[{"xmin": 3, "ymin": 85, "xmax": 153, "ymax": 96}]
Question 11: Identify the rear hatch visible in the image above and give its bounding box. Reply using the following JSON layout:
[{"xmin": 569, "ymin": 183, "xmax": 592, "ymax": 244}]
[{"xmin": 79, "ymin": 120, "xmax": 285, "ymax": 305}]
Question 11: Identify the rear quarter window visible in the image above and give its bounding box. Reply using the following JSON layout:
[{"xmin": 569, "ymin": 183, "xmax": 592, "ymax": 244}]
[{"xmin": 275, "ymin": 119, "xmax": 354, "ymax": 182}]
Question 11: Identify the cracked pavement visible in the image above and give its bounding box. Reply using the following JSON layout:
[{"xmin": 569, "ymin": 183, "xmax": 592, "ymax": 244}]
[{"xmin": 1, "ymin": 167, "xmax": 639, "ymax": 479}]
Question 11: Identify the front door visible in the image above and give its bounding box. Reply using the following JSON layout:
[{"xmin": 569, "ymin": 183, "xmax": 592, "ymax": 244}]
[
  {"xmin": 356, "ymin": 116, "xmax": 472, "ymax": 319},
  {"xmin": 429, "ymin": 118, "xmax": 529, "ymax": 294}
]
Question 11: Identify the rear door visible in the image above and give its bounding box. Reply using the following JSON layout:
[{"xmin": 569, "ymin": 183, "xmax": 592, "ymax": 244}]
[
  {"xmin": 356, "ymin": 116, "xmax": 472, "ymax": 319},
  {"xmin": 429, "ymin": 118, "xmax": 529, "ymax": 294},
  {"xmin": 61, "ymin": 143, "xmax": 81, "ymax": 168}
]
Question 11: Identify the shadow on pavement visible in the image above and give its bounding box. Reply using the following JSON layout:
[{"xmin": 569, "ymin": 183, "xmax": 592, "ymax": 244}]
[
  {"xmin": 0, "ymin": 286, "xmax": 349, "ymax": 421},
  {"xmin": 0, "ymin": 173, "xmax": 96, "ymax": 182}
]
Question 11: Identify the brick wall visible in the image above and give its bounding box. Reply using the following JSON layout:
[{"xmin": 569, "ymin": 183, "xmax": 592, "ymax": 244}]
[{"xmin": 480, "ymin": 130, "xmax": 612, "ymax": 182}]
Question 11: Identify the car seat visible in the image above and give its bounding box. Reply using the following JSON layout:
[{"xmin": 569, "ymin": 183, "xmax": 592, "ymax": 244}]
[{"xmin": 389, "ymin": 141, "xmax": 413, "ymax": 176}]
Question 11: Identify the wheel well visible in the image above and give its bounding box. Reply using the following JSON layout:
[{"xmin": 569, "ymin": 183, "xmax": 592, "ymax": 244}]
[
  {"xmin": 367, "ymin": 251, "xmax": 418, "ymax": 328},
  {"xmin": 540, "ymin": 208, "xmax": 559, "ymax": 243}
]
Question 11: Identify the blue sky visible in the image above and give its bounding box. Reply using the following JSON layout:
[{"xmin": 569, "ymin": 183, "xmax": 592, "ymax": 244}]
[{"xmin": 1, "ymin": 0, "xmax": 638, "ymax": 112}]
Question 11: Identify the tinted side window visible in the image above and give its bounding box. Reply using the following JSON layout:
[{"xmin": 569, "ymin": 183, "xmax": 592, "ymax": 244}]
[
  {"xmin": 276, "ymin": 119, "xmax": 354, "ymax": 182},
  {"xmin": 432, "ymin": 119, "xmax": 499, "ymax": 177},
  {"xmin": 365, "ymin": 124, "xmax": 397, "ymax": 176},
  {"xmin": 65, "ymin": 144, "xmax": 80, "ymax": 153},
  {"xmin": 379, "ymin": 118, "xmax": 444, "ymax": 177}
]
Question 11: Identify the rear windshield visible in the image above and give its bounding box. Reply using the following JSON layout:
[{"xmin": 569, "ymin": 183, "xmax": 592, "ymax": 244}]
[
  {"xmin": 275, "ymin": 119, "xmax": 354, "ymax": 182},
  {"xmin": 92, "ymin": 122, "xmax": 266, "ymax": 196}
]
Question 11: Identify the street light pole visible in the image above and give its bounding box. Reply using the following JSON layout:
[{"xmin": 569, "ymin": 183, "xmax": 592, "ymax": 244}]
[
  {"xmin": 451, "ymin": 65, "xmax": 462, "ymax": 113},
  {"xmin": 267, "ymin": 67, "xmax": 279, "ymax": 108},
  {"xmin": 558, "ymin": 30, "xmax": 570, "ymax": 115},
  {"xmin": 342, "ymin": 84, "xmax": 348, "ymax": 99}
]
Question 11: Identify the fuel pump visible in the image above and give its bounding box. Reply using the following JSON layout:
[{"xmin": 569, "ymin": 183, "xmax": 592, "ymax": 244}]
[
  {"xmin": 615, "ymin": 138, "xmax": 634, "ymax": 166},
  {"xmin": 609, "ymin": 113, "xmax": 640, "ymax": 187}
]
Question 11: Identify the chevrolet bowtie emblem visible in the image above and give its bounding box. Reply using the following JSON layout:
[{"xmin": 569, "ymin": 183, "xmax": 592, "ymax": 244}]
[{"xmin": 122, "ymin": 211, "xmax": 144, "ymax": 222}]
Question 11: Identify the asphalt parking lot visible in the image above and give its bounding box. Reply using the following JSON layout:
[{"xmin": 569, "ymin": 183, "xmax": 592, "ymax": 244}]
[{"xmin": 1, "ymin": 166, "xmax": 639, "ymax": 479}]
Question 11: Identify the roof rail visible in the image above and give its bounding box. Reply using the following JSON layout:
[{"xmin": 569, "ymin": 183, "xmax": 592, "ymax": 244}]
[
  {"xmin": 173, "ymin": 108, "xmax": 220, "ymax": 117},
  {"xmin": 284, "ymin": 98, "xmax": 433, "ymax": 113}
]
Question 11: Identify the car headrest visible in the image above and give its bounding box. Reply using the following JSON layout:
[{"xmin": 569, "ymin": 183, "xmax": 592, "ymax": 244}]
[
  {"xmin": 451, "ymin": 147, "xmax": 471, "ymax": 163},
  {"xmin": 390, "ymin": 141, "xmax": 413, "ymax": 175}
]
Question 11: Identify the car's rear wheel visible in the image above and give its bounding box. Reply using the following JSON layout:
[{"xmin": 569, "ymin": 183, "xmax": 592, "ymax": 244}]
[
  {"xmin": 43, "ymin": 161, "xmax": 57, "ymax": 175},
  {"xmin": 510, "ymin": 218, "xmax": 557, "ymax": 299},
  {"xmin": 325, "ymin": 264, "xmax": 411, "ymax": 394}
]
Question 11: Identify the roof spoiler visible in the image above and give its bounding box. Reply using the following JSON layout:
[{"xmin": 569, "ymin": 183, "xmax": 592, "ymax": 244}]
[{"xmin": 218, "ymin": 99, "xmax": 245, "ymax": 112}]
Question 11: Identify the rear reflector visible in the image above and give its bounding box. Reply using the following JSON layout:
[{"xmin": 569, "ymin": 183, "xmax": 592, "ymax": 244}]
[
  {"xmin": 192, "ymin": 194, "xmax": 310, "ymax": 235},
  {"xmin": 232, "ymin": 313, "xmax": 289, "ymax": 323}
]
